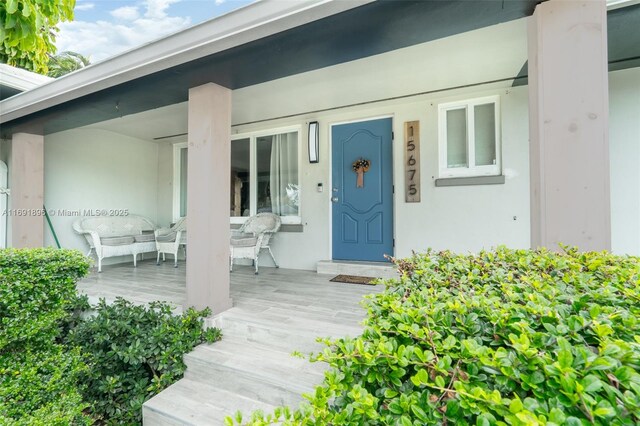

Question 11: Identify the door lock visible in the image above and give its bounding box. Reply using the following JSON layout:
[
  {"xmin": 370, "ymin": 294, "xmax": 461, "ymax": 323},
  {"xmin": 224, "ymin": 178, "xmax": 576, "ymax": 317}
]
[{"xmin": 331, "ymin": 197, "xmax": 339, "ymax": 203}]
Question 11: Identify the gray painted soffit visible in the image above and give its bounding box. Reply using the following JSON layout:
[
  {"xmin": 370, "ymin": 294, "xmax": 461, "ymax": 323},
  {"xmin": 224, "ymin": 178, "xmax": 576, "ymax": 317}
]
[
  {"xmin": 512, "ymin": 4, "xmax": 640, "ymax": 87},
  {"xmin": 0, "ymin": 0, "xmax": 538, "ymax": 137}
]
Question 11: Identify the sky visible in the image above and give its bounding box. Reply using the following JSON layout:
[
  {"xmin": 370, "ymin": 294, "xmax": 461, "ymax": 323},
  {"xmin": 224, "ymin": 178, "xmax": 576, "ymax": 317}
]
[{"xmin": 56, "ymin": 0, "xmax": 254, "ymax": 63}]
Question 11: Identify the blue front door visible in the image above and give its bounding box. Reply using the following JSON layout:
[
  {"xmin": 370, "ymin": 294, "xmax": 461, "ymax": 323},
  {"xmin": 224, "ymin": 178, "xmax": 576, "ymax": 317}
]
[{"xmin": 332, "ymin": 118, "xmax": 393, "ymax": 262}]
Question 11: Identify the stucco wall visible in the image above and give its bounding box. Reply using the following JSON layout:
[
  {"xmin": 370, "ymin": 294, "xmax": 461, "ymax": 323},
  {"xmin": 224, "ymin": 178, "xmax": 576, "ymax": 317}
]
[
  {"xmin": 38, "ymin": 19, "xmax": 639, "ymax": 270},
  {"xmin": 222, "ymin": 84, "xmax": 531, "ymax": 270},
  {"xmin": 155, "ymin": 18, "xmax": 534, "ymax": 270},
  {"xmin": 43, "ymin": 128, "xmax": 160, "ymax": 261},
  {"xmin": 609, "ymin": 67, "xmax": 640, "ymax": 255}
]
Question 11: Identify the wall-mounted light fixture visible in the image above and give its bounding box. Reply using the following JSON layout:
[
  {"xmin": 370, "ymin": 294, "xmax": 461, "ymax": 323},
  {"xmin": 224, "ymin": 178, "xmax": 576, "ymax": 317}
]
[{"xmin": 308, "ymin": 121, "xmax": 319, "ymax": 164}]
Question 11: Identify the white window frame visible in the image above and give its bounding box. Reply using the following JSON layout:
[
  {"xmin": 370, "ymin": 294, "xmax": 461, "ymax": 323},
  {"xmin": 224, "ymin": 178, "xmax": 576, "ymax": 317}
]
[
  {"xmin": 172, "ymin": 142, "xmax": 188, "ymax": 222},
  {"xmin": 438, "ymin": 95, "xmax": 501, "ymax": 178},
  {"xmin": 0, "ymin": 160, "xmax": 8, "ymax": 249},
  {"xmin": 173, "ymin": 126, "xmax": 302, "ymax": 225},
  {"xmin": 231, "ymin": 125, "xmax": 302, "ymax": 225}
]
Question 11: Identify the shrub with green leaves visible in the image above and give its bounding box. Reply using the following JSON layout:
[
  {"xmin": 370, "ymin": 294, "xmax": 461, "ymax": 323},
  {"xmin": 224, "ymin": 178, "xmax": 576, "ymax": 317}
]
[
  {"xmin": 230, "ymin": 247, "xmax": 640, "ymax": 425},
  {"xmin": 0, "ymin": 248, "xmax": 91, "ymax": 425},
  {"xmin": 66, "ymin": 298, "xmax": 222, "ymax": 425},
  {"xmin": 0, "ymin": 248, "xmax": 90, "ymax": 352}
]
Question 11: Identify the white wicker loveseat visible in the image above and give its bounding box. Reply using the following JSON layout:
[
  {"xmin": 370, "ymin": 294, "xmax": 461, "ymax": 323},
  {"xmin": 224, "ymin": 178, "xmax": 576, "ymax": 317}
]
[{"xmin": 73, "ymin": 215, "xmax": 157, "ymax": 272}]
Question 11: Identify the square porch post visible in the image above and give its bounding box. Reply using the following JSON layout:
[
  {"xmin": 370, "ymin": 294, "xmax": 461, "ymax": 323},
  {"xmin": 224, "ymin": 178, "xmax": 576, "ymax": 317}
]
[
  {"xmin": 186, "ymin": 83, "xmax": 233, "ymax": 314},
  {"xmin": 528, "ymin": 0, "xmax": 611, "ymax": 251},
  {"xmin": 10, "ymin": 132, "xmax": 44, "ymax": 248}
]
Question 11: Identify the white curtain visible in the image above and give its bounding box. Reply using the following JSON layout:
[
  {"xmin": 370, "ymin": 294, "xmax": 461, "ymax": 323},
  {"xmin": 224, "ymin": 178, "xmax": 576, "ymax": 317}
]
[
  {"xmin": 179, "ymin": 147, "xmax": 188, "ymax": 217},
  {"xmin": 269, "ymin": 133, "xmax": 298, "ymax": 216}
]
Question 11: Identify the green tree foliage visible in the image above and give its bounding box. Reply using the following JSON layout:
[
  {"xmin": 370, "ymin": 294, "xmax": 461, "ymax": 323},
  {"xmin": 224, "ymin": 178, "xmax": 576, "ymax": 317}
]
[
  {"xmin": 47, "ymin": 50, "xmax": 90, "ymax": 77},
  {"xmin": 230, "ymin": 247, "xmax": 640, "ymax": 425},
  {"xmin": 0, "ymin": 0, "xmax": 75, "ymax": 74}
]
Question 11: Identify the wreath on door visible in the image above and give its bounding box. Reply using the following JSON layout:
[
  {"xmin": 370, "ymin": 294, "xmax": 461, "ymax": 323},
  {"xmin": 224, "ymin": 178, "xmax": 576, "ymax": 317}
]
[{"xmin": 352, "ymin": 158, "xmax": 371, "ymax": 188}]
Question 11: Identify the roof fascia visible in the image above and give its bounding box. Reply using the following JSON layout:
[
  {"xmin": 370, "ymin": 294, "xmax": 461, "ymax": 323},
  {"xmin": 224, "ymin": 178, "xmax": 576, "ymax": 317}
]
[
  {"xmin": 0, "ymin": 0, "xmax": 372, "ymax": 124},
  {"xmin": 0, "ymin": 64, "xmax": 53, "ymax": 91}
]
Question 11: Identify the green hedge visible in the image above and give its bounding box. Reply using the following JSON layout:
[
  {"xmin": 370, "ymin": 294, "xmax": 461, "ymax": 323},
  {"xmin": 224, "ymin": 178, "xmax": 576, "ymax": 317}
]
[
  {"xmin": 230, "ymin": 247, "xmax": 640, "ymax": 425},
  {"xmin": 0, "ymin": 248, "xmax": 91, "ymax": 425},
  {"xmin": 66, "ymin": 298, "xmax": 222, "ymax": 425},
  {"xmin": 0, "ymin": 248, "xmax": 222, "ymax": 425}
]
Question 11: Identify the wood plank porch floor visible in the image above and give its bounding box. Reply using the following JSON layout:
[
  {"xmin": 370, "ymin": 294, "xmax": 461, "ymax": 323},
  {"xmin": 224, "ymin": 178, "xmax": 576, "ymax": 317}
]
[{"xmin": 77, "ymin": 260, "xmax": 384, "ymax": 425}]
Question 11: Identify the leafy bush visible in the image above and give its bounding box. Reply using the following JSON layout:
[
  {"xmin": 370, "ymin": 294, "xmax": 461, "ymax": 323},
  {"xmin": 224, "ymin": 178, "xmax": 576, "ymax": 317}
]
[
  {"xmin": 0, "ymin": 346, "xmax": 89, "ymax": 426},
  {"xmin": 66, "ymin": 298, "xmax": 222, "ymax": 425},
  {"xmin": 230, "ymin": 247, "xmax": 640, "ymax": 425},
  {"xmin": 0, "ymin": 248, "xmax": 90, "ymax": 352},
  {"xmin": 1, "ymin": 249, "xmax": 221, "ymax": 425},
  {"xmin": 0, "ymin": 248, "xmax": 91, "ymax": 425}
]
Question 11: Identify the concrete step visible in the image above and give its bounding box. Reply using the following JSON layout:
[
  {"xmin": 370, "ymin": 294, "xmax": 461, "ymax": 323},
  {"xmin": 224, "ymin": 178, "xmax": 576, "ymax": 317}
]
[
  {"xmin": 213, "ymin": 309, "xmax": 363, "ymax": 353},
  {"xmin": 143, "ymin": 378, "xmax": 277, "ymax": 426},
  {"xmin": 144, "ymin": 274, "xmax": 369, "ymax": 426},
  {"xmin": 316, "ymin": 260, "xmax": 398, "ymax": 280},
  {"xmin": 183, "ymin": 339, "xmax": 326, "ymax": 406}
]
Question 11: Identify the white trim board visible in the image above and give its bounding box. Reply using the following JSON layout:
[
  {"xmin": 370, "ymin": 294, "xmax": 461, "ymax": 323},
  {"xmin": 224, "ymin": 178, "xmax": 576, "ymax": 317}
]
[
  {"xmin": 0, "ymin": 160, "xmax": 7, "ymax": 249},
  {"xmin": 172, "ymin": 142, "xmax": 188, "ymax": 222},
  {"xmin": 0, "ymin": 64, "xmax": 52, "ymax": 92},
  {"xmin": 0, "ymin": 0, "xmax": 373, "ymax": 125}
]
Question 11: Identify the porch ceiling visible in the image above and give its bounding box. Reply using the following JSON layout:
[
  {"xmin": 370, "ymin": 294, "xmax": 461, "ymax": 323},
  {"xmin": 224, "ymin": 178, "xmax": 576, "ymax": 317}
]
[
  {"xmin": 512, "ymin": 3, "xmax": 640, "ymax": 86},
  {"xmin": 0, "ymin": 0, "xmax": 538, "ymax": 138},
  {"xmin": 80, "ymin": 17, "xmax": 529, "ymax": 141}
]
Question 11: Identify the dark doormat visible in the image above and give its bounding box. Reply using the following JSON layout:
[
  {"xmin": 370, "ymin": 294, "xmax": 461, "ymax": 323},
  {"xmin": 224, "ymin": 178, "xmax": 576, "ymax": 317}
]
[{"xmin": 330, "ymin": 274, "xmax": 378, "ymax": 285}]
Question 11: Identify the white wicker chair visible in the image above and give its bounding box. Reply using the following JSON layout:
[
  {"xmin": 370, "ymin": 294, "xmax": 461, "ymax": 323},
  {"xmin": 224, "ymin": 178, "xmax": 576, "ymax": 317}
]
[
  {"xmin": 155, "ymin": 217, "xmax": 187, "ymax": 268},
  {"xmin": 230, "ymin": 213, "xmax": 281, "ymax": 274}
]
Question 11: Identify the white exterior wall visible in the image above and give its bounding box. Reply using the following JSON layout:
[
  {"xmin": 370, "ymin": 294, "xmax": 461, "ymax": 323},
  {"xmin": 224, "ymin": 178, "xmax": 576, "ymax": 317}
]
[
  {"xmin": 221, "ymin": 85, "xmax": 531, "ymax": 270},
  {"xmin": 43, "ymin": 128, "xmax": 160, "ymax": 261},
  {"xmin": 154, "ymin": 18, "xmax": 533, "ymax": 270},
  {"xmin": 609, "ymin": 68, "xmax": 640, "ymax": 255},
  {"xmin": 36, "ymin": 17, "xmax": 639, "ymax": 269}
]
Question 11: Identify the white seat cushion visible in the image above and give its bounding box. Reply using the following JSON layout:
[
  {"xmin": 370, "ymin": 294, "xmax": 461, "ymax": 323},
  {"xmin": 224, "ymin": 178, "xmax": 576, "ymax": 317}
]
[
  {"xmin": 230, "ymin": 236, "xmax": 258, "ymax": 247},
  {"xmin": 134, "ymin": 233, "xmax": 155, "ymax": 243},
  {"xmin": 101, "ymin": 236, "xmax": 135, "ymax": 246}
]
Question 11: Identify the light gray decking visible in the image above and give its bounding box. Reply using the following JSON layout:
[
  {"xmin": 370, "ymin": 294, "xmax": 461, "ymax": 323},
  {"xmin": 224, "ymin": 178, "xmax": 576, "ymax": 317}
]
[{"xmin": 77, "ymin": 260, "xmax": 383, "ymax": 425}]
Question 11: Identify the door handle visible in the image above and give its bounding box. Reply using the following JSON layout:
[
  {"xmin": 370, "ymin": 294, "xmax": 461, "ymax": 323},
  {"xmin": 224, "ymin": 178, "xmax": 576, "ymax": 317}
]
[{"xmin": 331, "ymin": 197, "xmax": 339, "ymax": 203}]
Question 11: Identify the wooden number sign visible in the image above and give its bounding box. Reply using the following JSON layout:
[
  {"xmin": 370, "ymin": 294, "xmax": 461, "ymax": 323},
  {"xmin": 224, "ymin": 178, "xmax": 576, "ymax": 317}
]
[{"xmin": 404, "ymin": 121, "xmax": 420, "ymax": 202}]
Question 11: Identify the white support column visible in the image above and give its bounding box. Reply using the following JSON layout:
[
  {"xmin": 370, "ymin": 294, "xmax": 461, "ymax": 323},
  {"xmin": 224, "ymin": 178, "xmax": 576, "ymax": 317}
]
[
  {"xmin": 10, "ymin": 132, "xmax": 44, "ymax": 248},
  {"xmin": 528, "ymin": 0, "xmax": 611, "ymax": 251},
  {"xmin": 186, "ymin": 83, "xmax": 233, "ymax": 314}
]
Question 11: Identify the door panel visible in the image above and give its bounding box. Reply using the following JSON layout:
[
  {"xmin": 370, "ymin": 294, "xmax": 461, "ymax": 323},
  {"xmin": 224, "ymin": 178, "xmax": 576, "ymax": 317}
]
[{"xmin": 332, "ymin": 118, "xmax": 393, "ymax": 262}]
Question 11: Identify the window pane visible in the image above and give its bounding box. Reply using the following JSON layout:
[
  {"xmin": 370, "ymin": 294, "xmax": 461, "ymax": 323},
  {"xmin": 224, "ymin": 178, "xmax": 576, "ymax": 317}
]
[
  {"xmin": 256, "ymin": 132, "xmax": 299, "ymax": 217},
  {"xmin": 179, "ymin": 147, "xmax": 188, "ymax": 217},
  {"xmin": 474, "ymin": 103, "xmax": 496, "ymax": 166},
  {"xmin": 231, "ymin": 138, "xmax": 251, "ymax": 217},
  {"xmin": 446, "ymin": 108, "xmax": 467, "ymax": 168}
]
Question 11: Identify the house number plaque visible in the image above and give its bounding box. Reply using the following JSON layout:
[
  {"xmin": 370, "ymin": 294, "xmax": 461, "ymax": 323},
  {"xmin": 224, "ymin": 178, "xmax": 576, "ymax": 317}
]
[{"xmin": 404, "ymin": 121, "xmax": 421, "ymax": 202}]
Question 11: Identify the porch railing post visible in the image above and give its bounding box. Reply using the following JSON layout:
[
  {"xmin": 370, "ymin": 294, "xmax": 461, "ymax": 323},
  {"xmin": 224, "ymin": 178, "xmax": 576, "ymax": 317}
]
[
  {"xmin": 186, "ymin": 83, "xmax": 233, "ymax": 314},
  {"xmin": 527, "ymin": 0, "xmax": 611, "ymax": 251},
  {"xmin": 10, "ymin": 132, "xmax": 44, "ymax": 248}
]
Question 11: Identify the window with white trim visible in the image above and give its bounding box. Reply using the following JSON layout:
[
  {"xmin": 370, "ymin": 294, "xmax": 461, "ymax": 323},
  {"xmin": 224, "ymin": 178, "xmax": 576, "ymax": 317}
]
[
  {"xmin": 173, "ymin": 142, "xmax": 188, "ymax": 221},
  {"xmin": 174, "ymin": 128, "xmax": 301, "ymax": 224},
  {"xmin": 438, "ymin": 96, "xmax": 501, "ymax": 178}
]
